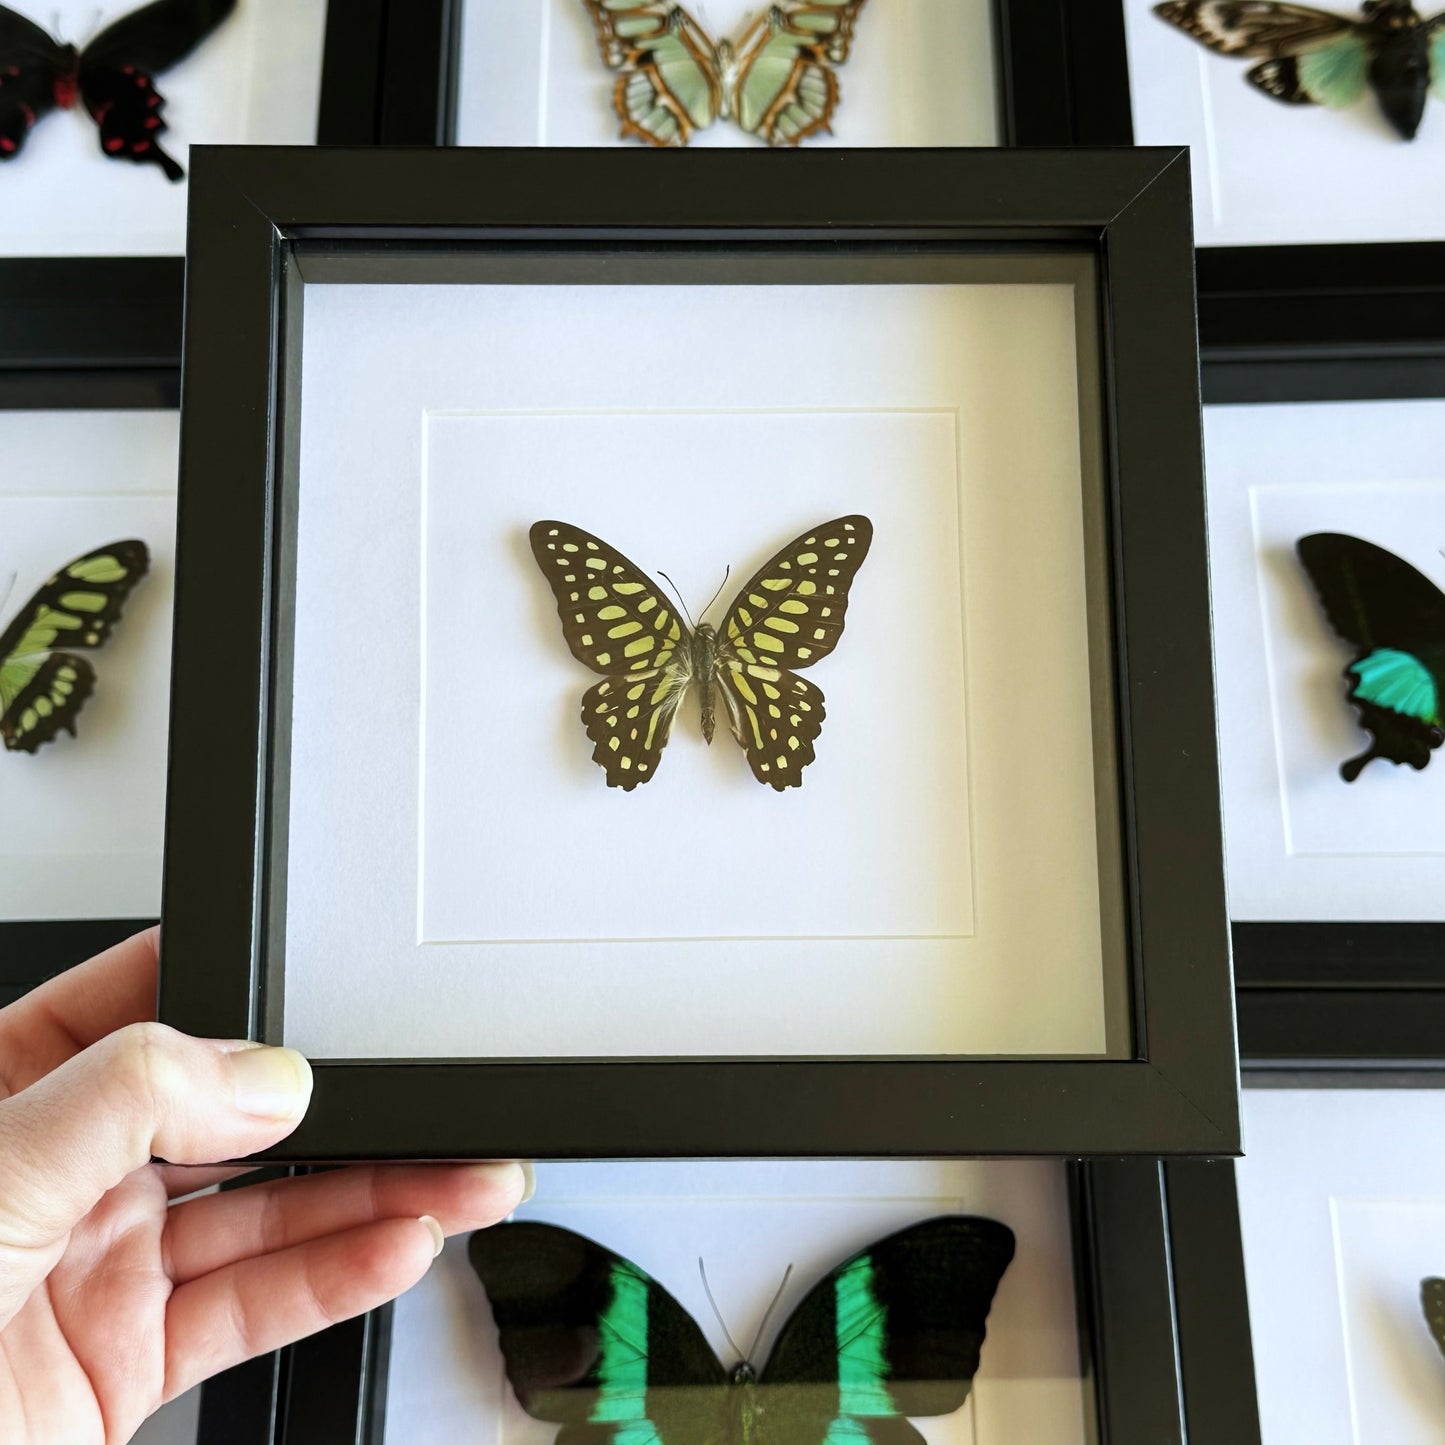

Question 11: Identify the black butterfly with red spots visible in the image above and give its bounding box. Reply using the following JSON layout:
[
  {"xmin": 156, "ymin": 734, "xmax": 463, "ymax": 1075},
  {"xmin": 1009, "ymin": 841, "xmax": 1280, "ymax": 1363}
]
[{"xmin": 0, "ymin": 0, "xmax": 236, "ymax": 181}]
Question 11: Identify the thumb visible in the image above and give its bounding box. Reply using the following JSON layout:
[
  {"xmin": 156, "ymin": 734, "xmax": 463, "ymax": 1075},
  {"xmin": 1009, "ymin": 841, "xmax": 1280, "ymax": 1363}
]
[{"xmin": 0, "ymin": 1021, "xmax": 311, "ymax": 1328}]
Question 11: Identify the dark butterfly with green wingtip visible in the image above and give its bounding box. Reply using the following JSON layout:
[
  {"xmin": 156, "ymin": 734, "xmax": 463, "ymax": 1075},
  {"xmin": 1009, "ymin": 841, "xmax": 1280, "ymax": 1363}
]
[
  {"xmin": 469, "ymin": 1215, "xmax": 1015, "ymax": 1444},
  {"xmin": 0, "ymin": 539, "xmax": 149, "ymax": 753},
  {"xmin": 1153, "ymin": 0, "xmax": 1445, "ymax": 140},
  {"xmin": 1296, "ymin": 532, "xmax": 1445, "ymax": 781}
]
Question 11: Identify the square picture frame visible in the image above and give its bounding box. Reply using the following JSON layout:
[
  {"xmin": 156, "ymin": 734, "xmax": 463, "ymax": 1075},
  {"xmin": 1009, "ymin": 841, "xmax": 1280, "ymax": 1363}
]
[
  {"xmin": 0, "ymin": 0, "xmax": 385, "ymax": 375},
  {"xmin": 227, "ymin": 1159, "xmax": 1259, "ymax": 1445},
  {"xmin": 159, "ymin": 143, "xmax": 1236, "ymax": 1160}
]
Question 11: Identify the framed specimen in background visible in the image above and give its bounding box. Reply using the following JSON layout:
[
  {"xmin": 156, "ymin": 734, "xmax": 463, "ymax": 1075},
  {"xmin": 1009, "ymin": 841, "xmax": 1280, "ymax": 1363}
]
[
  {"xmin": 158, "ymin": 143, "xmax": 1235, "ymax": 1159},
  {"xmin": 241, "ymin": 1157, "xmax": 1260, "ymax": 1445},
  {"xmin": 0, "ymin": 0, "xmax": 384, "ymax": 372},
  {"xmin": 0, "ymin": 372, "xmax": 176, "ymax": 989}
]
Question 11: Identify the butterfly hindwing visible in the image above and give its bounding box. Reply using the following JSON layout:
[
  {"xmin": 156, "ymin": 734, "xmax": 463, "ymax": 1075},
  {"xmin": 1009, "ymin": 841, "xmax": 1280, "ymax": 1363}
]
[
  {"xmin": 583, "ymin": 0, "xmax": 722, "ymax": 146},
  {"xmin": 1296, "ymin": 532, "xmax": 1445, "ymax": 780},
  {"xmin": 755, "ymin": 1216, "xmax": 1015, "ymax": 1443},
  {"xmin": 0, "ymin": 539, "xmax": 150, "ymax": 754},
  {"xmin": 469, "ymin": 1222, "xmax": 729, "ymax": 1442}
]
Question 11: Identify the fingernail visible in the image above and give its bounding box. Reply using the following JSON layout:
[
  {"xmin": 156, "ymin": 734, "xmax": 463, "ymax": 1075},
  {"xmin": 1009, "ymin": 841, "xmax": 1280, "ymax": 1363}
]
[
  {"xmin": 420, "ymin": 1215, "xmax": 445, "ymax": 1257},
  {"xmin": 226, "ymin": 1044, "xmax": 313, "ymax": 1120},
  {"xmin": 518, "ymin": 1160, "xmax": 536, "ymax": 1203}
]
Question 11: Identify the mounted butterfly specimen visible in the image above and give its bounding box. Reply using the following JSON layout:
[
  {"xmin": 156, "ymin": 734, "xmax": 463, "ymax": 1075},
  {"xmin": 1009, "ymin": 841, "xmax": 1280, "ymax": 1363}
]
[
  {"xmin": 470, "ymin": 1215, "xmax": 1015, "ymax": 1444},
  {"xmin": 530, "ymin": 515, "xmax": 872, "ymax": 791},
  {"xmin": 0, "ymin": 540, "xmax": 149, "ymax": 754},
  {"xmin": 1296, "ymin": 532, "xmax": 1445, "ymax": 781},
  {"xmin": 1423, "ymin": 1278, "xmax": 1445, "ymax": 1358},
  {"xmin": 582, "ymin": 0, "xmax": 870, "ymax": 146},
  {"xmin": 0, "ymin": 0, "xmax": 238, "ymax": 179},
  {"xmin": 1153, "ymin": 0, "xmax": 1445, "ymax": 140}
]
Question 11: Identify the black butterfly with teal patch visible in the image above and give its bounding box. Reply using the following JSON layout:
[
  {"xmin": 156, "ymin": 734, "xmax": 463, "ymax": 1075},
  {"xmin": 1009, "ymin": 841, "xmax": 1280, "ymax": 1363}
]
[
  {"xmin": 469, "ymin": 1215, "xmax": 1015, "ymax": 1443},
  {"xmin": 0, "ymin": 0, "xmax": 237, "ymax": 179},
  {"xmin": 1154, "ymin": 1, "xmax": 1445, "ymax": 140},
  {"xmin": 0, "ymin": 540, "xmax": 149, "ymax": 753},
  {"xmin": 1297, "ymin": 532, "xmax": 1445, "ymax": 780}
]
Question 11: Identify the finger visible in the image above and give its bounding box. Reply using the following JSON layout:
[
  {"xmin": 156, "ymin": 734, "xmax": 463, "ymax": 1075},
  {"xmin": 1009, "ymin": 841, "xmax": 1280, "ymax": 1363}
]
[
  {"xmin": 163, "ymin": 1215, "xmax": 442, "ymax": 1399},
  {"xmin": 164, "ymin": 1161, "xmax": 526, "ymax": 1286},
  {"xmin": 0, "ymin": 927, "xmax": 159, "ymax": 1093},
  {"xmin": 0, "ymin": 1022, "xmax": 311, "ymax": 1329}
]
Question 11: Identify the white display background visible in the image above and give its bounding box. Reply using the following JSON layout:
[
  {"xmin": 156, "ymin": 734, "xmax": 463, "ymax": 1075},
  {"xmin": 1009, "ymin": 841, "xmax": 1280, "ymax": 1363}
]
[
  {"xmin": 383, "ymin": 1158, "xmax": 1085, "ymax": 1445},
  {"xmin": 1238, "ymin": 1090, "xmax": 1445, "ymax": 1444},
  {"xmin": 1205, "ymin": 399, "xmax": 1445, "ymax": 921},
  {"xmin": 1123, "ymin": 0, "xmax": 1445, "ymax": 246},
  {"xmin": 0, "ymin": 0, "xmax": 327, "ymax": 258},
  {"xmin": 456, "ymin": 0, "xmax": 997, "ymax": 147},
  {"xmin": 0, "ymin": 410, "xmax": 177, "ymax": 921},
  {"xmin": 285, "ymin": 280, "xmax": 1107, "ymax": 1060}
]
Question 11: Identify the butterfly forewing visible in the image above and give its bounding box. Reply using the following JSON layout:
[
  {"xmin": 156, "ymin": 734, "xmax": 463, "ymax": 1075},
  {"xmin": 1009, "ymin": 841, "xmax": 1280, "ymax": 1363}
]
[
  {"xmin": 470, "ymin": 1223, "xmax": 731, "ymax": 1442},
  {"xmin": 0, "ymin": 539, "xmax": 149, "ymax": 753},
  {"xmin": 1153, "ymin": 1, "xmax": 1357, "ymax": 56}
]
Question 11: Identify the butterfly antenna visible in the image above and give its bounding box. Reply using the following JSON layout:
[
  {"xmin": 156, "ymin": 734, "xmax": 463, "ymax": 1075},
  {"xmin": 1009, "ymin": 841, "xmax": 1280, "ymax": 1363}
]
[
  {"xmin": 657, "ymin": 571, "xmax": 697, "ymax": 631},
  {"xmin": 698, "ymin": 565, "xmax": 731, "ymax": 624},
  {"xmin": 745, "ymin": 1263, "xmax": 794, "ymax": 1364},
  {"xmin": 697, "ymin": 1258, "xmax": 746, "ymax": 1364}
]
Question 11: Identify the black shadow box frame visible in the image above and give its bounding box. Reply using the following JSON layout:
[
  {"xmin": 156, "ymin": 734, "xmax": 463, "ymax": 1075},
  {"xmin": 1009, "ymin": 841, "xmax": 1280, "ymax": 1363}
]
[
  {"xmin": 0, "ymin": 0, "xmax": 387, "ymax": 376},
  {"xmin": 224, "ymin": 1159, "xmax": 1259, "ymax": 1445},
  {"xmin": 1205, "ymin": 352, "xmax": 1445, "ymax": 1070},
  {"xmin": 997, "ymin": 0, "xmax": 1445, "ymax": 395},
  {"xmin": 160, "ymin": 142, "xmax": 1236, "ymax": 1161},
  {"xmin": 0, "ymin": 366, "xmax": 173, "ymax": 995}
]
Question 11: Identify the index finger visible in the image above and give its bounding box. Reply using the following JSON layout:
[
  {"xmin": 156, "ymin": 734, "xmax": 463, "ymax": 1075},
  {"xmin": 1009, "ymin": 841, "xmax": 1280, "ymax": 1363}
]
[{"xmin": 0, "ymin": 926, "xmax": 159, "ymax": 1094}]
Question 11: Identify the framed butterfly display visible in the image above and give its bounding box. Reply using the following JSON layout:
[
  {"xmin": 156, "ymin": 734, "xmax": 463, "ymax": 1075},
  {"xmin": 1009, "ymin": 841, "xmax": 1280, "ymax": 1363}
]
[
  {"xmin": 434, "ymin": 0, "xmax": 998, "ymax": 149},
  {"xmin": 0, "ymin": 402, "xmax": 176, "ymax": 985},
  {"xmin": 159, "ymin": 144, "xmax": 1236, "ymax": 1161}
]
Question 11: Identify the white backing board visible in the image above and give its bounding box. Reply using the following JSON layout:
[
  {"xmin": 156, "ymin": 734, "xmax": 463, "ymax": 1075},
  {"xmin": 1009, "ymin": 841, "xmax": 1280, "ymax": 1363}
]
[
  {"xmin": 0, "ymin": 410, "xmax": 178, "ymax": 921},
  {"xmin": 0, "ymin": 0, "xmax": 327, "ymax": 258},
  {"xmin": 1123, "ymin": 0, "xmax": 1445, "ymax": 246},
  {"xmin": 283, "ymin": 279, "xmax": 1109, "ymax": 1060},
  {"xmin": 1238, "ymin": 1090, "xmax": 1445, "ymax": 1445},
  {"xmin": 383, "ymin": 1158, "xmax": 1085, "ymax": 1445},
  {"xmin": 1204, "ymin": 398, "xmax": 1445, "ymax": 921},
  {"xmin": 456, "ymin": 0, "xmax": 998, "ymax": 147}
]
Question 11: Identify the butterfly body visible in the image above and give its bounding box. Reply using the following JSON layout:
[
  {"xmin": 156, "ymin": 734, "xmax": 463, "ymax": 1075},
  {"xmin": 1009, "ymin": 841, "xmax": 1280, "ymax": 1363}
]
[
  {"xmin": 1153, "ymin": 0, "xmax": 1445, "ymax": 139},
  {"xmin": 583, "ymin": 0, "xmax": 868, "ymax": 146},
  {"xmin": 0, "ymin": 0, "xmax": 237, "ymax": 178},
  {"xmin": 1296, "ymin": 532, "xmax": 1445, "ymax": 780},
  {"xmin": 530, "ymin": 516, "xmax": 872, "ymax": 791},
  {"xmin": 470, "ymin": 1216, "xmax": 1015, "ymax": 1445},
  {"xmin": 0, "ymin": 540, "xmax": 149, "ymax": 754}
]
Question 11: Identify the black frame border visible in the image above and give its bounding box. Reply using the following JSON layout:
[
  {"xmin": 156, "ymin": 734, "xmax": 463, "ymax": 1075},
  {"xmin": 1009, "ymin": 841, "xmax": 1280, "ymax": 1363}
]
[
  {"xmin": 250, "ymin": 1158, "xmax": 1260, "ymax": 1445},
  {"xmin": 162, "ymin": 143, "xmax": 1236, "ymax": 1160},
  {"xmin": 0, "ymin": 0, "xmax": 387, "ymax": 375}
]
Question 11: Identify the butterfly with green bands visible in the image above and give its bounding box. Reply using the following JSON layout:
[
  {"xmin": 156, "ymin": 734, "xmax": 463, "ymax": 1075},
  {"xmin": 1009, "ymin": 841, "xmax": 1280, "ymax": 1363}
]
[
  {"xmin": 1296, "ymin": 532, "xmax": 1445, "ymax": 780},
  {"xmin": 470, "ymin": 1215, "xmax": 1015, "ymax": 1445},
  {"xmin": 1154, "ymin": 0, "xmax": 1445, "ymax": 139},
  {"xmin": 530, "ymin": 516, "xmax": 872, "ymax": 791},
  {"xmin": 582, "ymin": 1, "xmax": 869, "ymax": 146},
  {"xmin": 0, "ymin": 540, "xmax": 149, "ymax": 754}
]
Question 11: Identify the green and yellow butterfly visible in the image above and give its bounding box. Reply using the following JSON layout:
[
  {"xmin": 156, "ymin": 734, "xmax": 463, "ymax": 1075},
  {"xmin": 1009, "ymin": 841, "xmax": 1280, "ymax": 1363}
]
[
  {"xmin": 582, "ymin": 0, "xmax": 870, "ymax": 146},
  {"xmin": 530, "ymin": 516, "xmax": 872, "ymax": 790},
  {"xmin": 0, "ymin": 540, "xmax": 149, "ymax": 753}
]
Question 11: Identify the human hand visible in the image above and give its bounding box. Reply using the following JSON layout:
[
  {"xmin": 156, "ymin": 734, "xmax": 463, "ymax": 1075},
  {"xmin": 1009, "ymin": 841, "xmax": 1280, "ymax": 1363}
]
[{"xmin": 0, "ymin": 929, "xmax": 528, "ymax": 1443}]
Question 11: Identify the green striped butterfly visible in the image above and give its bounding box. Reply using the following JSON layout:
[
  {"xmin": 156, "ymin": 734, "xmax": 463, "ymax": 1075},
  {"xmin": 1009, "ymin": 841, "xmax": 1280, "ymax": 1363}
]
[
  {"xmin": 530, "ymin": 516, "xmax": 872, "ymax": 791},
  {"xmin": 0, "ymin": 540, "xmax": 149, "ymax": 754},
  {"xmin": 1296, "ymin": 532, "xmax": 1445, "ymax": 780},
  {"xmin": 469, "ymin": 1216, "xmax": 1015, "ymax": 1443},
  {"xmin": 1153, "ymin": 1, "xmax": 1445, "ymax": 140},
  {"xmin": 582, "ymin": 1, "xmax": 870, "ymax": 146}
]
